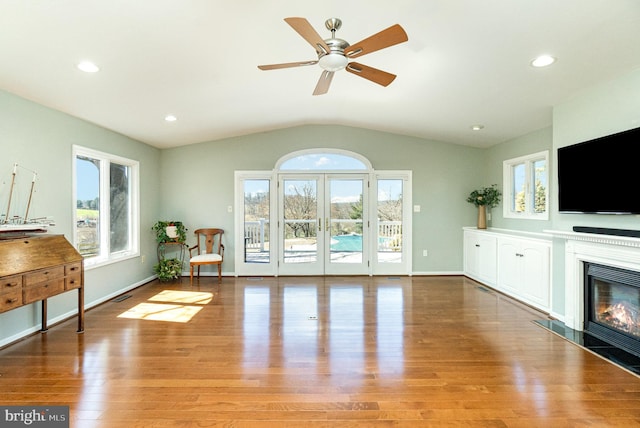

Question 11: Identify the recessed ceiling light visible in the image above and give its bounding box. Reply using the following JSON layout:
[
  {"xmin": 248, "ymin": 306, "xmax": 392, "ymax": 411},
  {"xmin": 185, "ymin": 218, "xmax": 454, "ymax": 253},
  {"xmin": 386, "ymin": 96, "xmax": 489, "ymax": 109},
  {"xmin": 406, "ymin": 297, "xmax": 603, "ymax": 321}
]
[
  {"xmin": 164, "ymin": 115, "xmax": 177, "ymax": 122},
  {"xmin": 470, "ymin": 124, "xmax": 484, "ymax": 131},
  {"xmin": 77, "ymin": 61, "xmax": 100, "ymax": 73},
  {"xmin": 531, "ymin": 55, "xmax": 556, "ymax": 68}
]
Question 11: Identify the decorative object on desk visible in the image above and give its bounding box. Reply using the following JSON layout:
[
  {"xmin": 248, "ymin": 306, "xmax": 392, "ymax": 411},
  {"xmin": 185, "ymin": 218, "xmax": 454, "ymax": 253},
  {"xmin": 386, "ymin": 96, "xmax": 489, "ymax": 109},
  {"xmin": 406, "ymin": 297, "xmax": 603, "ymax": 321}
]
[
  {"xmin": 1, "ymin": 162, "xmax": 55, "ymax": 235},
  {"xmin": 466, "ymin": 184, "xmax": 501, "ymax": 229},
  {"xmin": 152, "ymin": 221, "xmax": 187, "ymax": 243},
  {"xmin": 153, "ymin": 258, "xmax": 183, "ymax": 282}
]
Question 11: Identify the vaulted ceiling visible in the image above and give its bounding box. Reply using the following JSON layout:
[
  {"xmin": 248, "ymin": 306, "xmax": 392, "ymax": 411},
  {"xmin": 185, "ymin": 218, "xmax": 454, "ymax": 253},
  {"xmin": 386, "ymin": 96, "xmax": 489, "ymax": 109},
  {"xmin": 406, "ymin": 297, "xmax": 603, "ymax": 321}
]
[{"xmin": 1, "ymin": 1, "xmax": 639, "ymax": 149}]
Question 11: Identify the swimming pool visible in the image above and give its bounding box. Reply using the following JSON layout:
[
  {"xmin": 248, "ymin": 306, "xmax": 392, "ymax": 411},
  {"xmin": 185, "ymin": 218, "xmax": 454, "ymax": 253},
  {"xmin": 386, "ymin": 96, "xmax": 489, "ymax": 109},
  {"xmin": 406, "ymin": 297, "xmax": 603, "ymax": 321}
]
[
  {"xmin": 330, "ymin": 235, "xmax": 393, "ymax": 252},
  {"xmin": 330, "ymin": 234, "xmax": 362, "ymax": 252}
]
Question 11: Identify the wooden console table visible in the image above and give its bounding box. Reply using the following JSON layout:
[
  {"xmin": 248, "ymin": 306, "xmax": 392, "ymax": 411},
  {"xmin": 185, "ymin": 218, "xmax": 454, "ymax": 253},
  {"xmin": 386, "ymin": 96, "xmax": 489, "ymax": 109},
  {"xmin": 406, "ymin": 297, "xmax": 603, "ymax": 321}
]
[{"xmin": 0, "ymin": 234, "xmax": 84, "ymax": 332}]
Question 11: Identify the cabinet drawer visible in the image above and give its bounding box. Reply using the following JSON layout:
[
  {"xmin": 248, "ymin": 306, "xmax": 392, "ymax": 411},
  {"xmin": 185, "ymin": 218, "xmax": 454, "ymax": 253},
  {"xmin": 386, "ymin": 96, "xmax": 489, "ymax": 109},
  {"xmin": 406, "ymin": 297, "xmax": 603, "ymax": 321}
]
[
  {"xmin": 65, "ymin": 273, "xmax": 82, "ymax": 290},
  {"xmin": 23, "ymin": 278, "xmax": 65, "ymax": 303},
  {"xmin": 1, "ymin": 274, "xmax": 22, "ymax": 291},
  {"xmin": 0, "ymin": 288, "xmax": 22, "ymax": 313},
  {"xmin": 23, "ymin": 266, "xmax": 64, "ymax": 287},
  {"xmin": 65, "ymin": 262, "xmax": 82, "ymax": 276}
]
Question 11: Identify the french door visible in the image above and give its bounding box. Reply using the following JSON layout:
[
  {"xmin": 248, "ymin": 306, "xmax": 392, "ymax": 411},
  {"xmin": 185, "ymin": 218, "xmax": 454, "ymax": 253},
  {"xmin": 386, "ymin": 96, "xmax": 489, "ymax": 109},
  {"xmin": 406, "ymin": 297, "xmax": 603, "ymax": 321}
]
[{"xmin": 277, "ymin": 174, "xmax": 369, "ymax": 275}]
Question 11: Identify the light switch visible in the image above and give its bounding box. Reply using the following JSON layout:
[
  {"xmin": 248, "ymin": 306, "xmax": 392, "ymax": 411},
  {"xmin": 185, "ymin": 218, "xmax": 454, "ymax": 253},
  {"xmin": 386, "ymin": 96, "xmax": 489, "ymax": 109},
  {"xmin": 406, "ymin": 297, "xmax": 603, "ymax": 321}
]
[{"xmin": 413, "ymin": 205, "xmax": 421, "ymax": 212}]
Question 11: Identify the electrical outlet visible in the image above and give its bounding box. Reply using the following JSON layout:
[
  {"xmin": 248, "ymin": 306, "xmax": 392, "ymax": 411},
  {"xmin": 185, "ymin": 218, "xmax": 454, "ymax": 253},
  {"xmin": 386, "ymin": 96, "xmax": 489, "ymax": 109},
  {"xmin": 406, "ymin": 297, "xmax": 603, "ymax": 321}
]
[
  {"xmin": 423, "ymin": 250, "xmax": 428, "ymax": 257},
  {"xmin": 141, "ymin": 255, "xmax": 145, "ymax": 264},
  {"xmin": 227, "ymin": 205, "xmax": 233, "ymax": 213}
]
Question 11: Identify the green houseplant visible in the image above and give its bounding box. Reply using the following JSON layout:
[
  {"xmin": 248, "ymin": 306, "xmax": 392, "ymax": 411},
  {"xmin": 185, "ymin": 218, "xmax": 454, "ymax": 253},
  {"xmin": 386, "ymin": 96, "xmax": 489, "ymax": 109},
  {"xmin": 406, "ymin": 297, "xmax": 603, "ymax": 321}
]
[
  {"xmin": 152, "ymin": 221, "xmax": 187, "ymax": 243},
  {"xmin": 466, "ymin": 184, "xmax": 501, "ymax": 229},
  {"xmin": 152, "ymin": 221, "xmax": 187, "ymax": 281},
  {"xmin": 153, "ymin": 258, "xmax": 183, "ymax": 281}
]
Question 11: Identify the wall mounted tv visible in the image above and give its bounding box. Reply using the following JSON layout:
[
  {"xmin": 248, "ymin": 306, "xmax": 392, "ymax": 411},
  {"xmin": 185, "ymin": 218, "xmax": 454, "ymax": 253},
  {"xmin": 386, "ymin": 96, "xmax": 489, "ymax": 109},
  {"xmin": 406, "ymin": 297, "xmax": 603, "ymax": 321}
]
[{"xmin": 557, "ymin": 126, "xmax": 640, "ymax": 214}]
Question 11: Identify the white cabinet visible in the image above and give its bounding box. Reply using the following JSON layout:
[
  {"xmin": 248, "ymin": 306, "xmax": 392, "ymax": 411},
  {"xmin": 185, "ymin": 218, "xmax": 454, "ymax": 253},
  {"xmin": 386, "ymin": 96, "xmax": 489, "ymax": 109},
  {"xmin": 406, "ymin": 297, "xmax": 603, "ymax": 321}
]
[
  {"xmin": 463, "ymin": 230, "xmax": 497, "ymax": 287},
  {"xmin": 463, "ymin": 228, "xmax": 551, "ymax": 313},
  {"xmin": 497, "ymin": 236, "xmax": 550, "ymax": 311}
]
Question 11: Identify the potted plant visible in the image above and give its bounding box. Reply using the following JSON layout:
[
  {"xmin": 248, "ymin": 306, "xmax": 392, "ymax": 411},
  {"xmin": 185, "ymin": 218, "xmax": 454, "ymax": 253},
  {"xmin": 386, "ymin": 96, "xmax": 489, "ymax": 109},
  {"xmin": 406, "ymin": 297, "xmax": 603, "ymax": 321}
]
[
  {"xmin": 153, "ymin": 258, "xmax": 183, "ymax": 281},
  {"xmin": 152, "ymin": 221, "xmax": 187, "ymax": 281},
  {"xmin": 467, "ymin": 184, "xmax": 501, "ymax": 229},
  {"xmin": 152, "ymin": 221, "xmax": 187, "ymax": 243}
]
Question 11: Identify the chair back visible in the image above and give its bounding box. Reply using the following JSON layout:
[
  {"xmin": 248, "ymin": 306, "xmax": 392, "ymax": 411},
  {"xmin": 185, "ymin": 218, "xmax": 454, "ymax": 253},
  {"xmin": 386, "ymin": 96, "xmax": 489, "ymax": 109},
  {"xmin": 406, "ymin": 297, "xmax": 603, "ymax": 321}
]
[{"xmin": 194, "ymin": 228, "xmax": 224, "ymax": 255}]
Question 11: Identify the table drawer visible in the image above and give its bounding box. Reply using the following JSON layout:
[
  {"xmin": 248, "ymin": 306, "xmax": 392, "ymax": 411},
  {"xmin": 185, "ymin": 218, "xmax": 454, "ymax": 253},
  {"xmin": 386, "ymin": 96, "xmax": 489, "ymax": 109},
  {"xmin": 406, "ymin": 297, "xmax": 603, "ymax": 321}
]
[
  {"xmin": 23, "ymin": 266, "xmax": 64, "ymax": 287},
  {"xmin": 0, "ymin": 288, "xmax": 22, "ymax": 313},
  {"xmin": 65, "ymin": 262, "xmax": 82, "ymax": 276},
  {"xmin": 65, "ymin": 273, "xmax": 82, "ymax": 290},
  {"xmin": 23, "ymin": 278, "xmax": 65, "ymax": 304},
  {"xmin": 1, "ymin": 274, "xmax": 22, "ymax": 292}
]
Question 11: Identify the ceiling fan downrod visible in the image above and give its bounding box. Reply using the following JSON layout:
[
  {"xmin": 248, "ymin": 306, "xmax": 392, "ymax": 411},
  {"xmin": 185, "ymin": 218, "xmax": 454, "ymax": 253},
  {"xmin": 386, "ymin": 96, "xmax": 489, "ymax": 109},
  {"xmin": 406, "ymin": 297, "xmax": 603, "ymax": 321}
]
[{"xmin": 325, "ymin": 18, "xmax": 342, "ymax": 38}]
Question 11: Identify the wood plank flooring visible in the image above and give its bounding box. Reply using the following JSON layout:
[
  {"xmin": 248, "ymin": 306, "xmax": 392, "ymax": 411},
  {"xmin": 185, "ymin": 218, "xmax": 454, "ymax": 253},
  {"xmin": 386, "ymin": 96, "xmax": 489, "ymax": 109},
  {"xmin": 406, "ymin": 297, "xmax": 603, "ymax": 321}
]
[{"xmin": 1, "ymin": 275, "xmax": 640, "ymax": 427}]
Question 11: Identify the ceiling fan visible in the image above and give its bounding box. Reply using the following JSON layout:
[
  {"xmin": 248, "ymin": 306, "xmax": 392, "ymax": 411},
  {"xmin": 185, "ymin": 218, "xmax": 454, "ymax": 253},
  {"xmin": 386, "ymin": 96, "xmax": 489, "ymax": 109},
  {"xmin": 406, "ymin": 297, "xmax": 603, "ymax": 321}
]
[{"xmin": 258, "ymin": 17, "xmax": 408, "ymax": 95}]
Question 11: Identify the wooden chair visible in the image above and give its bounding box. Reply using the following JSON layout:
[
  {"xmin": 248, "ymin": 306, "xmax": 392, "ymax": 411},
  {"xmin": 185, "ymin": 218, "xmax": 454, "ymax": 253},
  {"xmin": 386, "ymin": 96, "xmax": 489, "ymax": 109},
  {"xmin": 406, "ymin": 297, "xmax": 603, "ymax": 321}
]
[{"xmin": 189, "ymin": 228, "xmax": 224, "ymax": 284}]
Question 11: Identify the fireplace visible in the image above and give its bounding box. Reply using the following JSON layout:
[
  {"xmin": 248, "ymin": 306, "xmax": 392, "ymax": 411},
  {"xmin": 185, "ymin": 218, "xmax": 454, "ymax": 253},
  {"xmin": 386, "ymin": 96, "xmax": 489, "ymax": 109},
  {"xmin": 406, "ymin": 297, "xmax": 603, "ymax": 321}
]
[{"xmin": 584, "ymin": 262, "xmax": 640, "ymax": 357}]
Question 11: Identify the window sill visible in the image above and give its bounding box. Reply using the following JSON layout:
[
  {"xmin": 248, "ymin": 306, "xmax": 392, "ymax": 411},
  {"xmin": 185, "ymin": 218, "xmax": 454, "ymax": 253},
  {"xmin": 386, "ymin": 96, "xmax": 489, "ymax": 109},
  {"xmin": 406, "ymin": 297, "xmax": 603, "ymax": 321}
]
[{"xmin": 83, "ymin": 252, "xmax": 140, "ymax": 271}]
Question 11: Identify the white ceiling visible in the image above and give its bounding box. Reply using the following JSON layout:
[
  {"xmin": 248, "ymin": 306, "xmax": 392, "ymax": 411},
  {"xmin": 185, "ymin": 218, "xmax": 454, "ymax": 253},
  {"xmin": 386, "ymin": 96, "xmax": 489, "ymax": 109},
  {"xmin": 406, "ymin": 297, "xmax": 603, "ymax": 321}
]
[{"xmin": 1, "ymin": 0, "xmax": 640, "ymax": 149}]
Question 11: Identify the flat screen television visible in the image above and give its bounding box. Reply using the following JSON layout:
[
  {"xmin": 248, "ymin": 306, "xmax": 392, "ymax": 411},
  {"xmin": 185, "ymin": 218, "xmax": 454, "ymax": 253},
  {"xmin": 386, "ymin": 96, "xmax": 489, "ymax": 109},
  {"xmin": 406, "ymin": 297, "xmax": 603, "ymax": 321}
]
[{"xmin": 557, "ymin": 126, "xmax": 640, "ymax": 214}]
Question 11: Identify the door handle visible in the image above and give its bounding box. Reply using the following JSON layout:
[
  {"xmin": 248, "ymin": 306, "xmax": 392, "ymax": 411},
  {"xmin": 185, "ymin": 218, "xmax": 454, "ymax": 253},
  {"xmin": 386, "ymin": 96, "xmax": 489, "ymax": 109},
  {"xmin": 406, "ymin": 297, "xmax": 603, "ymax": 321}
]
[
  {"xmin": 326, "ymin": 218, "xmax": 329, "ymax": 231},
  {"xmin": 318, "ymin": 218, "xmax": 321, "ymax": 232}
]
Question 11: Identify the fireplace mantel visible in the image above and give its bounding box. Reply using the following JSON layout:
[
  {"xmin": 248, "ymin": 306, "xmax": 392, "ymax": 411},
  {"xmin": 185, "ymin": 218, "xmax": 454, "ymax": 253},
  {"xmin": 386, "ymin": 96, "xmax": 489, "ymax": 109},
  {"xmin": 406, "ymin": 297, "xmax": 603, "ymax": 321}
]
[
  {"xmin": 546, "ymin": 229, "xmax": 640, "ymax": 331},
  {"xmin": 545, "ymin": 230, "xmax": 640, "ymax": 248}
]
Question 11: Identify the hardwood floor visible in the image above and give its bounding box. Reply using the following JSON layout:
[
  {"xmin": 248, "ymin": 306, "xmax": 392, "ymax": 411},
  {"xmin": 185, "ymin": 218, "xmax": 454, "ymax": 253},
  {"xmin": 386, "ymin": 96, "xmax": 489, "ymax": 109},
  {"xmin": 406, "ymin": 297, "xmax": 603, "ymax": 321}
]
[{"xmin": 1, "ymin": 275, "xmax": 640, "ymax": 427}]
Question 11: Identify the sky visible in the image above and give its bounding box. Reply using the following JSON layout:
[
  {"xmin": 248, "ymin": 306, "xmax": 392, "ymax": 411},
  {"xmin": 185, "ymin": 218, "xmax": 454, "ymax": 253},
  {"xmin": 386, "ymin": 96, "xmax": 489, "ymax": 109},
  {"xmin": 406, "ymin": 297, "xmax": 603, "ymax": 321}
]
[{"xmin": 76, "ymin": 158, "xmax": 99, "ymax": 201}]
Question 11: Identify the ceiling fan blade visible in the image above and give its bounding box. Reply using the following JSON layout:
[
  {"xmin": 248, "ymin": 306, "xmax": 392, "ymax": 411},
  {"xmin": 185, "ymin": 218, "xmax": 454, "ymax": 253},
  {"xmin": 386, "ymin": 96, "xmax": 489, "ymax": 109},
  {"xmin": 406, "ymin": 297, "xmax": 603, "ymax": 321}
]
[
  {"xmin": 344, "ymin": 24, "xmax": 408, "ymax": 59},
  {"xmin": 258, "ymin": 60, "xmax": 318, "ymax": 70},
  {"xmin": 313, "ymin": 70, "xmax": 334, "ymax": 95},
  {"xmin": 284, "ymin": 17, "xmax": 331, "ymax": 55},
  {"xmin": 346, "ymin": 62, "xmax": 397, "ymax": 87}
]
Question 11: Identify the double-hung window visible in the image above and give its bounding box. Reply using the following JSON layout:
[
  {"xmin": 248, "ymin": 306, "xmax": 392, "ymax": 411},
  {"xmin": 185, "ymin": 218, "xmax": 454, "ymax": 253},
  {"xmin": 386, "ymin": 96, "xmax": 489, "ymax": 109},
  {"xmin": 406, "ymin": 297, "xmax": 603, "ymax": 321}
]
[
  {"xmin": 73, "ymin": 145, "xmax": 139, "ymax": 267},
  {"xmin": 502, "ymin": 150, "xmax": 548, "ymax": 220}
]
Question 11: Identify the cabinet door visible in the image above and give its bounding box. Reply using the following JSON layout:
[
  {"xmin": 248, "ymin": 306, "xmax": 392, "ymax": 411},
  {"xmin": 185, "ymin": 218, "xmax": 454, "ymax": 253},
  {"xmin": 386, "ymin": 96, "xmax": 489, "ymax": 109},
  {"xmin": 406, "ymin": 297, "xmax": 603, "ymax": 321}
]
[
  {"xmin": 464, "ymin": 231, "xmax": 497, "ymax": 286},
  {"xmin": 520, "ymin": 241, "xmax": 550, "ymax": 309},
  {"xmin": 464, "ymin": 232, "xmax": 481, "ymax": 278},
  {"xmin": 497, "ymin": 237, "xmax": 522, "ymax": 295},
  {"xmin": 477, "ymin": 234, "xmax": 497, "ymax": 284}
]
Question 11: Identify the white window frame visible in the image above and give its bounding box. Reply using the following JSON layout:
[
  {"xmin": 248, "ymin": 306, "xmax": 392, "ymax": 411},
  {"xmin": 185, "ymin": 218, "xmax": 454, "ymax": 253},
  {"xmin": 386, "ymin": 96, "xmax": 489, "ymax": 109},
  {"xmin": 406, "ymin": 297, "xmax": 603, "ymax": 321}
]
[
  {"xmin": 72, "ymin": 145, "xmax": 140, "ymax": 269},
  {"xmin": 502, "ymin": 150, "xmax": 549, "ymax": 220}
]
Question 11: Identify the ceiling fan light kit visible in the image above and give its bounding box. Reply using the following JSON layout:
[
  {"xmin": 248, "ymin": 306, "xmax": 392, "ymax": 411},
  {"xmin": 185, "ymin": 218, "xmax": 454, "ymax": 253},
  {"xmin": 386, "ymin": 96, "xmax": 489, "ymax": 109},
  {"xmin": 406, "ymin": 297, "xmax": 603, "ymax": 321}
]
[
  {"xmin": 258, "ymin": 17, "xmax": 408, "ymax": 95},
  {"xmin": 319, "ymin": 53, "xmax": 348, "ymax": 72}
]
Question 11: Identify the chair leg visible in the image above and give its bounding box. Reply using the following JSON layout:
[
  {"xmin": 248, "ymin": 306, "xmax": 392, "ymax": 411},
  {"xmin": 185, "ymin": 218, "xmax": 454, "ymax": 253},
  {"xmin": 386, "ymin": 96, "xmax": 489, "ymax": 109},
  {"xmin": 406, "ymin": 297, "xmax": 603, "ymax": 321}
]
[
  {"xmin": 190, "ymin": 265, "xmax": 194, "ymax": 285},
  {"xmin": 218, "ymin": 265, "xmax": 222, "ymax": 283}
]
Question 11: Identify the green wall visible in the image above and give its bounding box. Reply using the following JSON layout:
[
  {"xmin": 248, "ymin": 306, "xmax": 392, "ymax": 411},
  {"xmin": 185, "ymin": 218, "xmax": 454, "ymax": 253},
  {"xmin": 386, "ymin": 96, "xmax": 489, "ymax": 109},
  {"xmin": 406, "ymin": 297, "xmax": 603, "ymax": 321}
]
[
  {"xmin": 486, "ymin": 126, "xmax": 553, "ymax": 232},
  {"xmin": 0, "ymin": 89, "xmax": 161, "ymax": 345},
  {"xmin": 159, "ymin": 125, "xmax": 487, "ymax": 274}
]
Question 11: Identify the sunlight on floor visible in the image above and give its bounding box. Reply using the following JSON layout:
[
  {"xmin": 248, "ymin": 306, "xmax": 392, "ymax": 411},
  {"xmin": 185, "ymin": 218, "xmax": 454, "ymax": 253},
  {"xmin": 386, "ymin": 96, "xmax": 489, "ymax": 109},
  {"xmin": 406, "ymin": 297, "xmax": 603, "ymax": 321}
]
[
  {"xmin": 118, "ymin": 290, "xmax": 213, "ymax": 323},
  {"xmin": 148, "ymin": 290, "xmax": 213, "ymax": 305}
]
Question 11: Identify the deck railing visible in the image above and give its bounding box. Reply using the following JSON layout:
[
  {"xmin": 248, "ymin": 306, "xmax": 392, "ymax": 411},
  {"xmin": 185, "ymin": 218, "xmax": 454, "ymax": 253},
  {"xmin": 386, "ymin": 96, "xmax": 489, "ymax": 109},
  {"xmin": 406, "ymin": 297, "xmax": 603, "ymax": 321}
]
[{"xmin": 244, "ymin": 220, "xmax": 402, "ymax": 251}]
